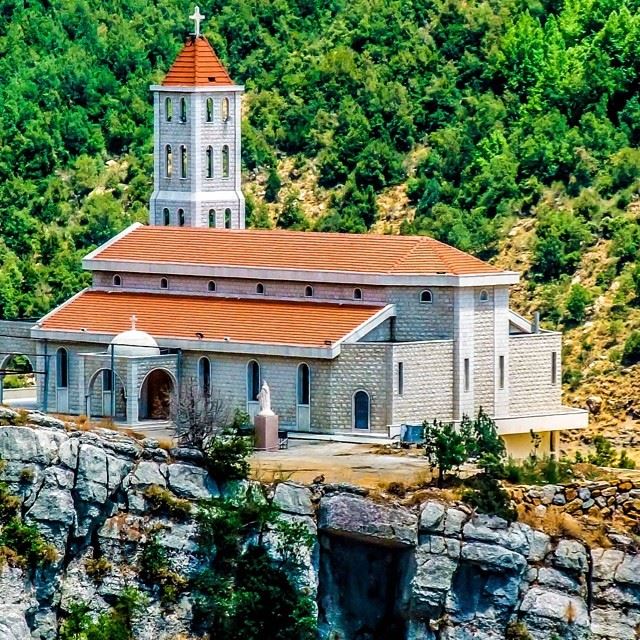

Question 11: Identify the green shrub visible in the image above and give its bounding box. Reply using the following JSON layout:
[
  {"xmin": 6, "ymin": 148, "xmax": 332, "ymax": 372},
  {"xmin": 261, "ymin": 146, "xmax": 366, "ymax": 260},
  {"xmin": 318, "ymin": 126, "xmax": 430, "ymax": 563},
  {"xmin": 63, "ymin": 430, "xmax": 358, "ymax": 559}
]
[
  {"xmin": 203, "ymin": 411, "xmax": 253, "ymax": 482},
  {"xmin": 143, "ymin": 485, "xmax": 192, "ymax": 520},
  {"xmin": 564, "ymin": 284, "xmax": 592, "ymax": 324},
  {"xmin": 0, "ymin": 517, "xmax": 57, "ymax": 569},
  {"xmin": 85, "ymin": 556, "xmax": 112, "ymax": 584},
  {"xmin": 588, "ymin": 436, "xmax": 617, "ymax": 467},
  {"xmin": 622, "ymin": 331, "xmax": 640, "ymax": 366},
  {"xmin": 139, "ymin": 534, "xmax": 187, "ymax": 605},
  {"xmin": 505, "ymin": 620, "xmax": 532, "ymax": 640},
  {"xmin": 618, "ymin": 450, "xmax": 636, "ymax": 470},
  {"xmin": 462, "ymin": 475, "xmax": 516, "ymax": 522}
]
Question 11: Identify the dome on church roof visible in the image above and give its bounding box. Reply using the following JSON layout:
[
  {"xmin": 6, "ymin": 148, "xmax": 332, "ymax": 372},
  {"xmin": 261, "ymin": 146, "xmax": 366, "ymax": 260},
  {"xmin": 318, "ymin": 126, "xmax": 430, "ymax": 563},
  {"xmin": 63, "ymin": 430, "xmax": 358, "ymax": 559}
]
[{"xmin": 110, "ymin": 327, "xmax": 160, "ymax": 358}]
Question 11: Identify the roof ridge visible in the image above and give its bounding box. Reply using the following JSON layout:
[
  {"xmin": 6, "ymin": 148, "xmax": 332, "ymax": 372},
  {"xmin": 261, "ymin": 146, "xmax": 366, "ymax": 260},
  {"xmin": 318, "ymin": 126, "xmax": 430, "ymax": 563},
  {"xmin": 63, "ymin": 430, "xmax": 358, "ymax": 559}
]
[{"xmin": 387, "ymin": 236, "xmax": 425, "ymax": 273}]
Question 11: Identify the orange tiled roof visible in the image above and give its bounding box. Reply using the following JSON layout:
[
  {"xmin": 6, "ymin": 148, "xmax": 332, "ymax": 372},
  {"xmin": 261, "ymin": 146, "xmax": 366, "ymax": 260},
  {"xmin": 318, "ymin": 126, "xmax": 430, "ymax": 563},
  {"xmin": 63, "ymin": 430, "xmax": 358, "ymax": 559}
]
[
  {"xmin": 163, "ymin": 36, "xmax": 233, "ymax": 86},
  {"xmin": 91, "ymin": 227, "xmax": 502, "ymax": 276},
  {"xmin": 40, "ymin": 290, "xmax": 384, "ymax": 347}
]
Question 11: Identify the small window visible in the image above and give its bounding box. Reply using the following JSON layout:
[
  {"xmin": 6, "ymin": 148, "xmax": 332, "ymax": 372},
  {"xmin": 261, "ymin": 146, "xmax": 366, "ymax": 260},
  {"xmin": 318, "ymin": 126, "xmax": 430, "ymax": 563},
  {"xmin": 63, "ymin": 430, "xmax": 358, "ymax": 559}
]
[
  {"xmin": 420, "ymin": 289, "xmax": 433, "ymax": 304},
  {"xmin": 206, "ymin": 146, "xmax": 213, "ymax": 178},
  {"xmin": 165, "ymin": 145, "xmax": 172, "ymax": 177},
  {"xmin": 178, "ymin": 209, "xmax": 185, "ymax": 227},
  {"xmin": 208, "ymin": 209, "xmax": 216, "ymax": 228},
  {"xmin": 256, "ymin": 283, "xmax": 265, "ymax": 295},
  {"xmin": 180, "ymin": 145, "xmax": 188, "ymax": 179},
  {"xmin": 208, "ymin": 280, "xmax": 216, "ymax": 292},
  {"xmin": 180, "ymin": 97, "xmax": 187, "ymax": 123},
  {"xmin": 479, "ymin": 289, "xmax": 489, "ymax": 302},
  {"xmin": 551, "ymin": 351, "xmax": 557, "ymax": 385},
  {"xmin": 499, "ymin": 355, "xmax": 505, "ymax": 390},
  {"xmin": 199, "ymin": 357, "xmax": 211, "ymax": 397},
  {"xmin": 56, "ymin": 348, "xmax": 68, "ymax": 389},
  {"xmin": 206, "ymin": 97, "xmax": 213, "ymax": 122},
  {"xmin": 222, "ymin": 97, "xmax": 230, "ymax": 122},
  {"xmin": 247, "ymin": 360, "xmax": 260, "ymax": 401},
  {"xmin": 297, "ymin": 363, "xmax": 310, "ymax": 405},
  {"xmin": 163, "ymin": 207, "xmax": 170, "ymax": 226},
  {"xmin": 160, "ymin": 278, "xmax": 169, "ymax": 290},
  {"xmin": 353, "ymin": 288, "xmax": 362, "ymax": 300},
  {"xmin": 224, "ymin": 208, "xmax": 232, "ymax": 229},
  {"xmin": 398, "ymin": 362, "xmax": 404, "ymax": 396},
  {"xmin": 222, "ymin": 145, "xmax": 230, "ymax": 178},
  {"xmin": 102, "ymin": 368, "xmax": 112, "ymax": 392},
  {"xmin": 305, "ymin": 285, "xmax": 313, "ymax": 298},
  {"xmin": 464, "ymin": 358, "xmax": 470, "ymax": 393},
  {"xmin": 112, "ymin": 274, "xmax": 122, "ymax": 287},
  {"xmin": 165, "ymin": 97, "xmax": 173, "ymax": 122}
]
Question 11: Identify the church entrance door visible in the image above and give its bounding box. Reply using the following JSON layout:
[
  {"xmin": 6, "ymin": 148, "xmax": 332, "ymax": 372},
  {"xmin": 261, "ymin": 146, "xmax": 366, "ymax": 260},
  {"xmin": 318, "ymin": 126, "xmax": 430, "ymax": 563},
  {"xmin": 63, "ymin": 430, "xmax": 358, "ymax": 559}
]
[{"xmin": 140, "ymin": 369, "xmax": 174, "ymax": 420}]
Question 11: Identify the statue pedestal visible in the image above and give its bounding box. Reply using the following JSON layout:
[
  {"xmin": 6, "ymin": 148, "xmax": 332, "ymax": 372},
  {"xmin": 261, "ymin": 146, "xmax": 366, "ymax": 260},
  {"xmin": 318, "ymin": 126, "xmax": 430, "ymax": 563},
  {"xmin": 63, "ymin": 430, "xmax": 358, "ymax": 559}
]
[{"xmin": 254, "ymin": 413, "xmax": 279, "ymax": 451}]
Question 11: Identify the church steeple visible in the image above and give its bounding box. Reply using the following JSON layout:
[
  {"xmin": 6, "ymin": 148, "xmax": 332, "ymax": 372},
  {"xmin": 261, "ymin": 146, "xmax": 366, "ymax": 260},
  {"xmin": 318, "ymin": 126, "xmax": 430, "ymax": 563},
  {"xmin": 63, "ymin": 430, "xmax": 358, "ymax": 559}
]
[{"xmin": 149, "ymin": 6, "xmax": 245, "ymax": 229}]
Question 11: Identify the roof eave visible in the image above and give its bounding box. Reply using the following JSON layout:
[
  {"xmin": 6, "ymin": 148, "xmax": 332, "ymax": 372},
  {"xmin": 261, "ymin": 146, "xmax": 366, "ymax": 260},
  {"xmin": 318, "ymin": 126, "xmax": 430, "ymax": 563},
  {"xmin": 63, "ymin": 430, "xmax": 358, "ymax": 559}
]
[{"xmin": 83, "ymin": 258, "xmax": 520, "ymax": 287}]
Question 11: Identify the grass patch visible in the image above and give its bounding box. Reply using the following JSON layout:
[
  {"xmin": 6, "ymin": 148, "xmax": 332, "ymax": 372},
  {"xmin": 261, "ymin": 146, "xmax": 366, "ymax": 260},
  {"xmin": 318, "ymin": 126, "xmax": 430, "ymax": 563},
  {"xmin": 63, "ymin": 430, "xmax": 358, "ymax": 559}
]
[{"xmin": 143, "ymin": 485, "xmax": 192, "ymax": 520}]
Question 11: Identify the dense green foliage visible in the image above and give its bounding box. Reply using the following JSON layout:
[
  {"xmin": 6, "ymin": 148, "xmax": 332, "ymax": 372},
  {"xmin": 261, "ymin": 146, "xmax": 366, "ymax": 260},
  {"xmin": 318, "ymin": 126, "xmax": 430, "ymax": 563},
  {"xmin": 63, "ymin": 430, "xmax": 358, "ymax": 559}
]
[
  {"xmin": 192, "ymin": 494, "xmax": 317, "ymax": 639},
  {"xmin": 3, "ymin": 0, "xmax": 640, "ymax": 322}
]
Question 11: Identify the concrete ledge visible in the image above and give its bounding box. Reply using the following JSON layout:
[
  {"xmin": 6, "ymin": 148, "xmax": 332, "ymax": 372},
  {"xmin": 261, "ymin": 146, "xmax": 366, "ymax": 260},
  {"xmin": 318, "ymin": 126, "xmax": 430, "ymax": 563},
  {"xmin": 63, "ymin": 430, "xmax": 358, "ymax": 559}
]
[
  {"xmin": 288, "ymin": 431, "xmax": 393, "ymax": 445},
  {"xmin": 495, "ymin": 407, "xmax": 588, "ymax": 435}
]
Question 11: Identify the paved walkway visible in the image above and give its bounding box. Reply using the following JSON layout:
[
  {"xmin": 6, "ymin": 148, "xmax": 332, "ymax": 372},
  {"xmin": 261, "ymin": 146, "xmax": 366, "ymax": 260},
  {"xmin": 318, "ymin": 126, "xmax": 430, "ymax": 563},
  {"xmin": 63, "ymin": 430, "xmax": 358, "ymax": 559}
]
[{"xmin": 251, "ymin": 439, "xmax": 432, "ymax": 488}]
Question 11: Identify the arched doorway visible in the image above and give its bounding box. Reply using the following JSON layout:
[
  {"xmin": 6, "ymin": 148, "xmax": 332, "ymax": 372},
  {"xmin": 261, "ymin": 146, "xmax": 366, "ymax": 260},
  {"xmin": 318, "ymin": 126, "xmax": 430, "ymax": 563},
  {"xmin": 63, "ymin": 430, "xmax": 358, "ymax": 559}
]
[
  {"xmin": 139, "ymin": 369, "xmax": 175, "ymax": 420},
  {"xmin": 297, "ymin": 363, "xmax": 310, "ymax": 431},
  {"xmin": 87, "ymin": 369, "xmax": 126, "ymax": 420},
  {"xmin": 353, "ymin": 390, "xmax": 370, "ymax": 431}
]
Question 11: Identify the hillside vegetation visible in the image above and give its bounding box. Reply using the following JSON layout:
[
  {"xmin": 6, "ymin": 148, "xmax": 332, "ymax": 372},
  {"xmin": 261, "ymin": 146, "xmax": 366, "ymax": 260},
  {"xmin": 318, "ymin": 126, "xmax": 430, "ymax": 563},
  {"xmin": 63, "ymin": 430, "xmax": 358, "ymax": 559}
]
[{"xmin": 1, "ymin": 0, "xmax": 640, "ymax": 432}]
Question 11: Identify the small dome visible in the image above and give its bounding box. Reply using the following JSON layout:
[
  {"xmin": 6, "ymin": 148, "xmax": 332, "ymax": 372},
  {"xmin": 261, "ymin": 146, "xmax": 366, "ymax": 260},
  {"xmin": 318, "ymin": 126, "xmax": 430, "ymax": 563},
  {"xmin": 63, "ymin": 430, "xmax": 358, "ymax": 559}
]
[{"xmin": 110, "ymin": 329, "xmax": 160, "ymax": 357}]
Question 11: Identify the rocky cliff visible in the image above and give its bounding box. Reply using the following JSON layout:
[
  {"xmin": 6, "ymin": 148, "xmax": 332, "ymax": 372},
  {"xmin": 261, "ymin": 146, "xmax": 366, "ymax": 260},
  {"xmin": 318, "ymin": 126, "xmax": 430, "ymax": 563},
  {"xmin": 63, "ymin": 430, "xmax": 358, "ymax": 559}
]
[{"xmin": 0, "ymin": 409, "xmax": 638, "ymax": 640}]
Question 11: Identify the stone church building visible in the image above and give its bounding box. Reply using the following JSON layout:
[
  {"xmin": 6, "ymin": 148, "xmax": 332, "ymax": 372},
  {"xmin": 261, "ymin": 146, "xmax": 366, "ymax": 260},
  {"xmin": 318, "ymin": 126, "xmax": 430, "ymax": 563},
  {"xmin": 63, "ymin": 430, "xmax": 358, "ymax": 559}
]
[{"xmin": 0, "ymin": 12, "xmax": 587, "ymax": 456}]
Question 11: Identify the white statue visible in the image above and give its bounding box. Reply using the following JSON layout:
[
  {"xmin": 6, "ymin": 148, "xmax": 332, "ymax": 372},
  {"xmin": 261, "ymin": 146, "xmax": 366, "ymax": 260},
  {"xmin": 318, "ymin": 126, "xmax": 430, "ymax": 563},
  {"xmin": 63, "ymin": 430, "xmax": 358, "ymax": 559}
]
[{"xmin": 257, "ymin": 380, "xmax": 274, "ymax": 416}]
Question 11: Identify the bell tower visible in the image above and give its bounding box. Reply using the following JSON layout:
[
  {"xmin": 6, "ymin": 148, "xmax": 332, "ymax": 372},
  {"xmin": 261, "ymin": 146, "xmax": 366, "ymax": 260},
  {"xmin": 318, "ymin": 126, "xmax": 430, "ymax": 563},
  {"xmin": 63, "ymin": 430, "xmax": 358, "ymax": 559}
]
[{"xmin": 149, "ymin": 6, "xmax": 245, "ymax": 229}]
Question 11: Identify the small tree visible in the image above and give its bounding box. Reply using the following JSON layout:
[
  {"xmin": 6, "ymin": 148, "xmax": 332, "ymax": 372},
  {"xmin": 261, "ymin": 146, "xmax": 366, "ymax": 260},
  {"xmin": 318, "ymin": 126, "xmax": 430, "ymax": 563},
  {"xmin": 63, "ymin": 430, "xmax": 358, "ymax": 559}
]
[
  {"xmin": 466, "ymin": 408, "xmax": 507, "ymax": 477},
  {"xmin": 423, "ymin": 419, "xmax": 468, "ymax": 488}
]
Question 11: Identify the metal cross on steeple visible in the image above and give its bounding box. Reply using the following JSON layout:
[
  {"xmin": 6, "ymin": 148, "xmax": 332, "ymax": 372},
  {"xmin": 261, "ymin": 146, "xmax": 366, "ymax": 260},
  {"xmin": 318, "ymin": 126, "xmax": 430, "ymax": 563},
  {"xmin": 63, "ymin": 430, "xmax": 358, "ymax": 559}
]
[
  {"xmin": 130, "ymin": 314, "xmax": 137, "ymax": 331},
  {"xmin": 189, "ymin": 5, "xmax": 205, "ymax": 37}
]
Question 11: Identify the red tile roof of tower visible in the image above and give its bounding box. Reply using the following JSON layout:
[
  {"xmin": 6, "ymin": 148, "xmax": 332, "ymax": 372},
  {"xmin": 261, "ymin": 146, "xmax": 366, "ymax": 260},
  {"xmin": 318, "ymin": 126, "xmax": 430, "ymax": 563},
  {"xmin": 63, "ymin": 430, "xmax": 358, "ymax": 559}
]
[{"xmin": 162, "ymin": 36, "xmax": 233, "ymax": 86}]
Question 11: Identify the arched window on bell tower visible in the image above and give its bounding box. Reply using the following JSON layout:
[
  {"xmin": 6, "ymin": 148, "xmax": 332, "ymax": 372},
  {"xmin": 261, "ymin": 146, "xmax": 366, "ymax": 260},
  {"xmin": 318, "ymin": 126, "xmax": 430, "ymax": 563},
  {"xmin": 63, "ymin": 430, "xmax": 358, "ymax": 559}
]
[
  {"xmin": 222, "ymin": 145, "xmax": 229, "ymax": 178},
  {"xmin": 180, "ymin": 145, "xmax": 188, "ymax": 179},
  {"xmin": 206, "ymin": 146, "xmax": 213, "ymax": 178},
  {"xmin": 222, "ymin": 97, "xmax": 229, "ymax": 122},
  {"xmin": 206, "ymin": 98, "xmax": 213, "ymax": 122},
  {"xmin": 180, "ymin": 97, "xmax": 187, "ymax": 123},
  {"xmin": 209, "ymin": 209, "xmax": 216, "ymax": 228},
  {"xmin": 165, "ymin": 145, "xmax": 172, "ymax": 178},
  {"xmin": 165, "ymin": 97, "xmax": 172, "ymax": 122}
]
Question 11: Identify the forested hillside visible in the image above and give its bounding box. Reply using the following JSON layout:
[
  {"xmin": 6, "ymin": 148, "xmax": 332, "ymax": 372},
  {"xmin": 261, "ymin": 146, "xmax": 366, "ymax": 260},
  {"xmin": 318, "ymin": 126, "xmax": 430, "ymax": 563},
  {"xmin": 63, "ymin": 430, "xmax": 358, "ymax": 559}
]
[{"xmin": 2, "ymin": 0, "xmax": 640, "ymax": 427}]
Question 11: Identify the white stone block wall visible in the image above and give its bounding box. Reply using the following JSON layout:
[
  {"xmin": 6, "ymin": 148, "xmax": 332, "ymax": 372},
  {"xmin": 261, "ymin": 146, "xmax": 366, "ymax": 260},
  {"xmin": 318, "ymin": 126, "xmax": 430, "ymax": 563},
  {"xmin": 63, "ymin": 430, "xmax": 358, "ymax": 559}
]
[
  {"xmin": 508, "ymin": 332, "xmax": 562, "ymax": 415},
  {"xmin": 391, "ymin": 341, "xmax": 454, "ymax": 425},
  {"xmin": 388, "ymin": 287, "xmax": 455, "ymax": 341},
  {"xmin": 473, "ymin": 287, "xmax": 496, "ymax": 415}
]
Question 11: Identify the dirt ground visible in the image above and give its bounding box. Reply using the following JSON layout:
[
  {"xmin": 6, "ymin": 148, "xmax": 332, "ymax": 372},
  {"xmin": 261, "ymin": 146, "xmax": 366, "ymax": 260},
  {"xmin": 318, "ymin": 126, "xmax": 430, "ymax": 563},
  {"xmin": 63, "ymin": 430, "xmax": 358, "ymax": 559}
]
[{"xmin": 251, "ymin": 440, "xmax": 433, "ymax": 488}]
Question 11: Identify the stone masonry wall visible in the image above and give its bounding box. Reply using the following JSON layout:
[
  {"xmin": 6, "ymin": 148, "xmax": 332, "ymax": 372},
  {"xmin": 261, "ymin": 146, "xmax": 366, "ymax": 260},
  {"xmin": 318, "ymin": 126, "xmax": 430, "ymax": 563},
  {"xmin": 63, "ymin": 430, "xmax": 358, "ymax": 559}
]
[
  {"xmin": 474, "ymin": 287, "xmax": 496, "ymax": 414},
  {"xmin": 391, "ymin": 341, "xmax": 454, "ymax": 425},
  {"xmin": 509, "ymin": 332, "xmax": 562, "ymax": 415}
]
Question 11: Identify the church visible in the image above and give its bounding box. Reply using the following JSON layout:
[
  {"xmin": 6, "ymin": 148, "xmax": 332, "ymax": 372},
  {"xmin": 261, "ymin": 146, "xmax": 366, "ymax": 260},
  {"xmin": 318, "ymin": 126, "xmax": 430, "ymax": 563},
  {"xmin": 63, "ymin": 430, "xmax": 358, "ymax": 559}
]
[{"xmin": 0, "ymin": 8, "xmax": 587, "ymax": 457}]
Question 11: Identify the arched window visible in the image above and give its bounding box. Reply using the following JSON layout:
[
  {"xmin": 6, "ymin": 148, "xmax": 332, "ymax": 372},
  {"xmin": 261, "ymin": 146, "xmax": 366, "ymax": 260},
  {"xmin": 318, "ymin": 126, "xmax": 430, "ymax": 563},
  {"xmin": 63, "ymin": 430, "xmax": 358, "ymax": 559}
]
[
  {"xmin": 247, "ymin": 360, "xmax": 260, "ymax": 401},
  {"xmin": 163, "ymin": 208, "xmax": 170, "ymax": 226},
  {"xmin": 256, "ymin": 283, "xmax": 265, "ymax": 295},
  {"xmin": 208, "ymin": 280, "xmax": 216, "ymax": 292},
  {"xmin": 297, "ymin": 363, "xmax": 310, "ymax": 406},
  {"xmin": 222, "ymin": 145, "xmax": 230, "ymax": 178},
  {"xmin": 160, "ymin": 277, "xmax": 169, "ymax": 290},
  {"xmin": 180, "ymin": 145, "xmax": 188, "ymax": 179},
  {"xmin": 165, "ymin": 97, "xmax": 173, "ymax": 122},
  {"xmin": 224, "ymin": 208, "xmax": 232, "ymax": 228},
  {"xmin": 479, "ymin": 289, "xmax": 489, "ymax": 302},
  {"xmin": 221, "ymin": 97, "xmax": 230, "ymax": 122},
  {"xmin": 304, "ymin": 285, "xmax": 313, "ymax": 298},
  {"xmin": 353, "ymin": 288, "xmax": 362, "ymax": 300},
  {"xmin": 56, "ymin": 348, "xmax": 68, "ymax": 389},
  {"xmin": 199, "ymin": 357, "xmax": 211, "ymax": 397},
  {"xmin": 112, "ymin": 274, "xmax": 122, "ymax": 287},
  {"xmin": 420, "ymin": 289, "xmax": 433, "ymax": 304},
  {"xmin": 178, "ymin": 209, "xmax": 185, "ymax": 226},
  {"xmin": 208, "ymin": 209, "xmax": 216, "ymax": 228},
  {"xmin": 206, "ymin": 97, "xmax": 213, "ymax": 122},
  {"xmin": 165, "ymin": 145, "xmax": 172, "ymax": 177},
  {"xmin": 353, "ymin": 390, "xmax": 370, "ymax": 430},
  {"xmin": 206, "ymin": 146, "xmax": 213, "ymax": 178},
  {"xmin": 180, "ymin": 97, "xmax": 187, "ymax": 123}
]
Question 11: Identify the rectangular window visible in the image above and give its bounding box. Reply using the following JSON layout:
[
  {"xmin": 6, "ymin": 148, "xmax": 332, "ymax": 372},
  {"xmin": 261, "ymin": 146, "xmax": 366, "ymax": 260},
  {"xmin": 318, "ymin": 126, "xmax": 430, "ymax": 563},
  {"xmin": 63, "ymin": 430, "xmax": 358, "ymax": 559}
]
[
  {"xmin": 498, "ymin": 355, "xmax": 505, "ymax": 390},
  {"xmin": 464, "ymin": 358, "xmax": 470, "ymax": 392},
  {"xmin": 398, "ymin": 362, "xmax": 404, "ymax": 396},
  {"xmin": 103, "ymin": 369, "xmax": 112, "ymax": 392},
  {"xmin": 551, "ymin": 351, "xmax": 557, "ymax": 385}
]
